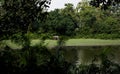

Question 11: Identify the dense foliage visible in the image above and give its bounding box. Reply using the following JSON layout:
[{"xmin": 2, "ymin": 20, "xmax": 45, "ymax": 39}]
[
  {"xmin": 42, "ymin": 9, "xmax": 76, "ymax": 36},
  {"xmin": 1, "ymin": 0, "xmax": 119, "ymax": 39},
  {"xmin": 0, "ymin": 0, "xmax": 120, "ymax": 74},
  {"xmin": 40, "ymin": 1, "xmax": 120, "ymax": 39},
  {"xmin": 90, "ymin": 0, "xmax": 120, "ymax": 10},
  {"xmin": 0, "ymin": 0, "xmax": 50, "ymax": 40},
  {"xmin": 0, "ymin": 44, "xmax": 70, "ymax": 74}
]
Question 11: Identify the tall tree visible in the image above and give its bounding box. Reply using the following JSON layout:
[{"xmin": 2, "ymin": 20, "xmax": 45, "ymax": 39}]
[
  {"xmin": 61, "ymin": 3, "xmax": 79, "ymax": 29},
  {"xmin": 44, "ymin": 9, "xmax": 76, "ymax": 36}
]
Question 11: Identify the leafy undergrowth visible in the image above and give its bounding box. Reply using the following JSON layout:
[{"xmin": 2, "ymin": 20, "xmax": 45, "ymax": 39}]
[{"xmin": 0, "ymin": 44, "xmax": 120, "ymax": 74}]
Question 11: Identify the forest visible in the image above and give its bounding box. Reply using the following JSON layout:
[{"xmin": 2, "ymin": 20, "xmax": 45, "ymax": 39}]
[{"xmin": 0, "ymin": 0, "xmax": 120, "ymax": 74}]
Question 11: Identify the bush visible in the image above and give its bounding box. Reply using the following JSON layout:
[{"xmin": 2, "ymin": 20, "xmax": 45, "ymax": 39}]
[{"xmin": 0, "ymin": 43, "xmax": 70, "ymax": 74}]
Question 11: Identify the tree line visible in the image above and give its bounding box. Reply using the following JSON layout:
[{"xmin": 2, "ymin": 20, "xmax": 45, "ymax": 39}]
[
  {"xmin": 41, "ymin": 1, "xmax": 120, "ymax": 39},
  {"xmin": 0, "ymin": 0, "xmax": 120, "ymax": 39}
]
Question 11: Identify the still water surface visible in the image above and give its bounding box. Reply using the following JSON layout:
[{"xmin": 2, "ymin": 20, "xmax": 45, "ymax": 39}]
[{"xmin": 51, "ymin": 46, "xmax": 120, "ymax": 65}]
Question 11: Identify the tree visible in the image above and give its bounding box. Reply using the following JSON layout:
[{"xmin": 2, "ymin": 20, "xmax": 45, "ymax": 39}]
[
  {"xmin": 61, "ymin": 3, "xmax": 79, "ymax": 29},
  {"xmin": 90, "ymin": 0, "xmax": 120, "ymax": 10},
  {"xmin": 0, "ymin": 0, "xmax": 51, "ymax": 40},
  {"xmin": 75, "ymin": 0, "xmax": 120, "ymax": 38},
  {"xmin": 76, "ymin": 1, "xmax": 98, "ymax": 34},
  {"xmin": 43, "ymin": 8, "xmax": 76, "ymax": 36}
]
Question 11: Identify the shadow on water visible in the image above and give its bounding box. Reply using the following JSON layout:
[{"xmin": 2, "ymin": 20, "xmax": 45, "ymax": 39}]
[{"xmin": 50, "ymin": 45, "xmax": 120, "ymax": 65}]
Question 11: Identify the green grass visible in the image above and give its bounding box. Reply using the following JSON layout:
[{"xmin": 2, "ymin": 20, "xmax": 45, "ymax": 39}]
[
  {"xmin": 2, "ymin": 39, "xmax": 120, "ymax": 49},
  {"xmin": 3, "ymin": 40, "xmax": 23, "ymax": 49},
  {"xmin": 65, "ymin": 39, "xmax": 120, "ymax": 46},
  {"xmin": 32, "ymin": 39, "xmax": 120, "ymax": 47},
  {"xmin": 31, "ymin": 39, "xmax": 58, "ymax": 47}
]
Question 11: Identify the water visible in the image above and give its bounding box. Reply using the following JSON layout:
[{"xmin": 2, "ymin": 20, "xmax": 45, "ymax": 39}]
[{"xmin": 51, "ymin": 46, "xmax": 120, "ymax": 65}]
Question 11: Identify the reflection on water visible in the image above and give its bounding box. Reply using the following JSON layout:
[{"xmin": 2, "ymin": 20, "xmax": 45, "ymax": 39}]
[{"xmin": 51, "ymin": 46, "xmax": 120, "ymax": 65}]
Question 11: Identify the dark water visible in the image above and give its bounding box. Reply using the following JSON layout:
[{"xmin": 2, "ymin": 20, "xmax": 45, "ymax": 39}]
[{"xmin": 50, "ymin": 46, "xmax": 120, "ymax": 65}]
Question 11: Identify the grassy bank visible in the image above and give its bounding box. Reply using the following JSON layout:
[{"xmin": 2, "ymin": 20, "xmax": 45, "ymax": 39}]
[{"xmin": 3, "ymin": 39, "xmax": 120, "ymax": 49}]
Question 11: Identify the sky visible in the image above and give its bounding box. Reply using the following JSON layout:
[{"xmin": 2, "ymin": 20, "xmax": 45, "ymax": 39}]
[{"xmin": 49, "ymin": 0, "xmax": 82, "ymax": 11}]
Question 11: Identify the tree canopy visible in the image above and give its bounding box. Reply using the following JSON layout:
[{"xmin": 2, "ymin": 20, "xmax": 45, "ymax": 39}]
[
  {"xmin": 0, "ymin": 0, "xmax": 51, "ymax": 40},
  {"xmin": 90, "ymin": 0, "xmax": 120, "ymax": 10},
  {"xmin": 40, "ymin": 1, "xmax": 120, "ymax": 39}
]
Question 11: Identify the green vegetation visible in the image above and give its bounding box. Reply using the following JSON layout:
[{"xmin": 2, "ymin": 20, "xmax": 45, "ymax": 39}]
[
  {"xmin": 40, "ymin": 39, "xmax": 120, "ymax": 47},
  {"xmin": 3, "ymin": 39, "xmax": 120, "ymax": 49},
  {"xmin": 66, "ymin": 39, "xmax": 120, "ymax": 46},
  {"xmin": 0, "ymin": 0, "xmax": 120, "ymax": 74},
  {"xmin": 40, "ymin": 1, "xmax": 120, "ymax": 39},
  {"xmin": 90, "ymin": 0, "xmax": 120, "ymax": 10}
]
